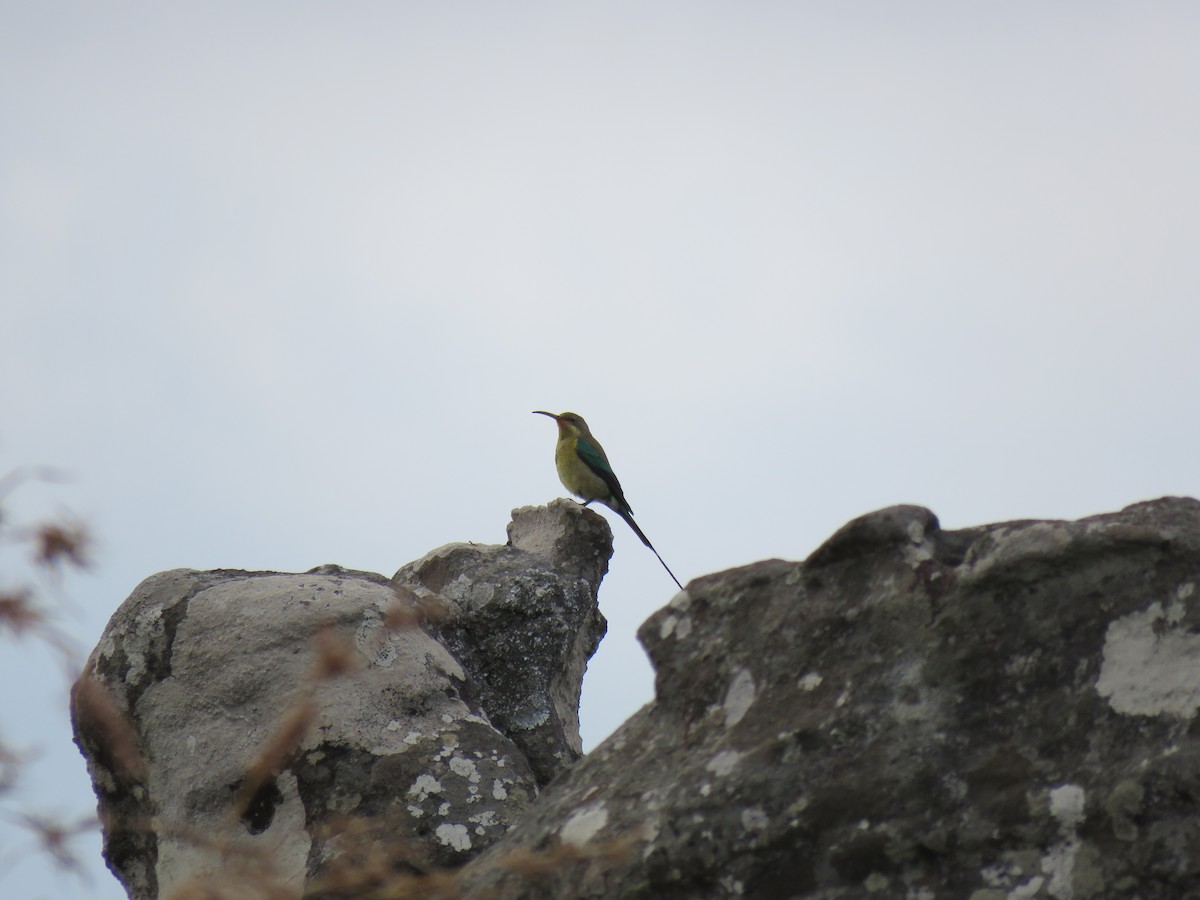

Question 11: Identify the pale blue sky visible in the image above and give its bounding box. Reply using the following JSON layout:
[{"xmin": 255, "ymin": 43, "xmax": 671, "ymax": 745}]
[{"xmin": 3, "ymin": 3, "xmax": 1199, "ymax": 896}]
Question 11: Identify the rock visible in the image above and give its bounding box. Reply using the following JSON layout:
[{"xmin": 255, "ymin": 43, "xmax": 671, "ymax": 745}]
[
  {"xmin": 71, "ymin": 500, "xmax": 608, "ymax": 899},
  {"xmin": 394, "ymin": 499, "xmax": 609, "ymax": 786},
  {"xmin": 456, "ymin": 497, "xmax": 1200, "ymax": 899},
  {"xmin": 76, "ymin": 497, "xmax": 1200, "ymax": 899}
]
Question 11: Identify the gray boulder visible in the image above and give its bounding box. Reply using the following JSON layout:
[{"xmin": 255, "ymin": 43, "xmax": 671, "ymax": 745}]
[{"xmin": 72, "ymin": 500, "xmax": 607, "ymax": 899}]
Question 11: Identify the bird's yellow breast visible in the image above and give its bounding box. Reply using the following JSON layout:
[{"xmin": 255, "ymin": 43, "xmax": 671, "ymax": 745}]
[{"xmin": 555, "ymin": 438, "xmax": 610, "ymax": 502}]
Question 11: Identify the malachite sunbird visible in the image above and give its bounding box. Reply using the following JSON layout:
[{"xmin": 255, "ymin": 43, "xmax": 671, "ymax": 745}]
[{"xmin": 532, "ymin": 410, "xmax": 683, "ymax": 590}]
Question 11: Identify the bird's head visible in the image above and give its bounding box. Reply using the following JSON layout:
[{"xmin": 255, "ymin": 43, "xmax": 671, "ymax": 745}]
[{"xmin": 532, "ymin": 410, "xmax": 590, "ymax": 438}]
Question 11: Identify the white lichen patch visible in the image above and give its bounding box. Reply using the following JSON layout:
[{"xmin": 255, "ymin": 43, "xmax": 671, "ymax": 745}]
[
  {"xmin": 469, "ymin": 810, "xmax": 498, "ymax": 833},
  {"xmin": 511, "ymin": 706, "xmax": 551, "ymax": 729},
  {"xmin": 407, "ymin": 774, "xmax": 443, "ymax": 801},
  {"xmin": 435, "ymin": 822, "xmax": 472, "ymax": 852},
  {"xmin": 785, "ymin": 797, "xmax": 809, "ymax": 819},
  {"xmin": 1167, "ymin": 583, "xmax": 1193, "ymax": 624},
  {"xmin": 903, "ymin": 519, "xmax": 934, "ymax": 568},
  {"xmin": 134, "ymin": 603, "xmax": 164, "ymax": 631},
  {"xmin": 1096, "ymin": 601, "xmax": 1200, "ymax": 717},
  {"xmin": 659, "ymin": 613, "xmax": 693, "ymax": 640},
  {"xmin": 977, "ymin": 850, "xmax": 1042, "ymax": 894},
  {"xmin": 740, "ymin": 807, "xmax": 769, "ymax": 832},
  {"xmin": 1009, "ymin": 876, "xmax": 1045, "ymax": 898},
  {"xmin": 640, "ymin": 818, "xmax": 662, "ymax": 859},
  {"xmin": 437, "ymin": 572, "xmax": 472, "ymax": 602},
  {"xmin": 449, "ymin": 755, "xmax": 481, "ymax": 783},
  {"xmin": 799, "ymin": 672, "xmax": 823, "ymax": 692},
  {"xmin": 659, "ymin": 614, "xmax": 677, "ymax": 639},
  {"xmin": 125, "ymin": 648, "xmax": 151, "ymax": 686},
  {"xmin": 723, "ymin": 668, "xmax": 756, "ymax": 728},
  {"xmin": 1049, "ymin": 784, "xmax": 1086, "ymax": 829},
  {"xmin": 705, "ymin": 750, "xmax": 743, "ymax": 777},
  {"xmin": 981, "ymin": 861, "xmax": 1018, "ymax": 887},
  {"xmin": 864, "ymin": 872, "xmax": 890, "ymax": 892},
  {"xmin": 1040, "ymin": 784, "xmax": 1086, "ymax": 900},
  {"xmin": 560, "ymin": 802, "xmax": 608, "ymax": 847},
  {"xmin": 718, "ymin": 875, "xmax": 745, "ymax": 895},
  {"xmin": 668, "ymin": 591, "xmax": 692, "ymax": 612},
  {"xmin": 492, "ymin": 778, "xmax": 509, "ymax": 800}
]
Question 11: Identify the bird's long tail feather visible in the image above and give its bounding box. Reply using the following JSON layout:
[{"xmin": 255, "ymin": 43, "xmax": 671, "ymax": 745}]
[{"xmin": 618, "ymin": 510, "xmax": 684, "ymax": 591}]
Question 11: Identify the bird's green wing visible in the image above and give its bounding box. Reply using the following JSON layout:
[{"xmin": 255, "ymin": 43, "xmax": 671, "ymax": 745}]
[
  {"xmin": 575, "ymin": 436, "xmax": 630, "ymax": 511},
  {"xmin": 574, "ymin": 435, "xmax": 615, "ymax": 479}
]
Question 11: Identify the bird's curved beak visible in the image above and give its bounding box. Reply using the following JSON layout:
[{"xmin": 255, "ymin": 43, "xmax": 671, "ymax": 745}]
[{"xmin": 531, "ymin": 410, "xmax": 559, "ymax": 420}]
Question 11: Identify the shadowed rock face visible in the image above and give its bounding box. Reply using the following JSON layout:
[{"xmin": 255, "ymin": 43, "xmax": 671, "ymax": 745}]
[
  {"xmin": 396, "ymin": 498, "xmax": 610, "ymax": 786},
  {"xmin": 72, "ymin": 499, "xmax": 608, "ymax": 899},
  {"xmin": 75, "ymin": 497, "xmax": 1200, "ymax": 899},
  {"xmin": 456, "ymin": 497, "xmax": 1200, "ymax": 899}
]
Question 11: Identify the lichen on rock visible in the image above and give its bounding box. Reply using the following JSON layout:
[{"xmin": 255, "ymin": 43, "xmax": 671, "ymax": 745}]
[{"xmin": 74, "ymin": 497, "xmax": 1200, "ymax": 899}]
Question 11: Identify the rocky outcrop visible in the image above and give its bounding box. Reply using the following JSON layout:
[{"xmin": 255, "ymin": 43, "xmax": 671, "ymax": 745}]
[
  {"xmin": 394, "ymin": 498, "xmax": 610, "ymax": 787},
  {"xmin": 75, "ymin": 496, "xmax": 1200, "ymax": 899},
  {"xmin": 72, "ymin": 500, "xmax": 607, "ymax": 899},
  {"xmin": 457, "ymin": 497, "xmax": 1200, "ymax": 899}
]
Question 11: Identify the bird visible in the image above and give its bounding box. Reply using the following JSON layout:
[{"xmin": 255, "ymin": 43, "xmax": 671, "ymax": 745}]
[{"xmin": 532, "ymin": 410, "xmax": 683, "ymax": 590}]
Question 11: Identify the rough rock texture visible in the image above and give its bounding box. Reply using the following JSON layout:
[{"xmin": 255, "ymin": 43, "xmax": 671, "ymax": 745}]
[
  {"xmin": 457, "ymin": 497, "xmax": 1200, "ymax": 899},
  {"xmin": 395, "ymin": 498, "xmax": 610, "ymax": 786},
  {"xmin": 71, "ymin": 500, "xmax": 608, "ymax": 899},
  {"xmin": 76, "ymin": 496, "xmax": 1200, "ymax": 899}
]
